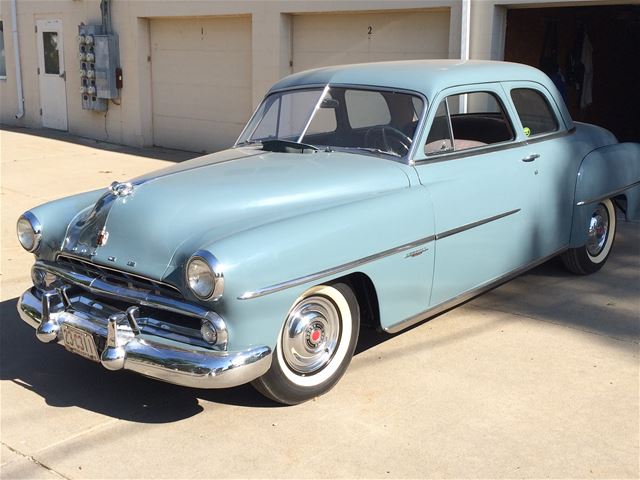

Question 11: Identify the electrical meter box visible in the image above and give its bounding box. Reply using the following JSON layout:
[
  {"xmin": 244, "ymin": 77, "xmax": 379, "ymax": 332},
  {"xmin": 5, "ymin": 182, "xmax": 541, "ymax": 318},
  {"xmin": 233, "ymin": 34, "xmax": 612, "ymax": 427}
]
[
  {"xmin": 94, "ymin": 34, "xmax": 119, "ymax": 99},
  {"xmin": 78, "ymin": 24, "xmax": 120, "ymax": 111}
]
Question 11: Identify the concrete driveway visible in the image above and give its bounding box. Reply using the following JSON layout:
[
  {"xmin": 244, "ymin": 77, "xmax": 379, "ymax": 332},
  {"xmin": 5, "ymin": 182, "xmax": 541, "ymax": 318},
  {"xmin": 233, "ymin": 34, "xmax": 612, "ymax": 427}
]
[{"xmin": 1, "ymin": 127, "xmax": 638, "ymax": 479}]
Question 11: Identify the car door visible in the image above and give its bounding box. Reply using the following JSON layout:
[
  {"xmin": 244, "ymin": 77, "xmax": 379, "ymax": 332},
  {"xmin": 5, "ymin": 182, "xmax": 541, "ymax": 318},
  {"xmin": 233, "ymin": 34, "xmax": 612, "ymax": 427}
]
[
  {"xmin": 505, "ymin": 82, "xmax": 576, "ymax": 256},
  {"xmin": 413, "ymin": 84, "xmax": 539, "ymax": 307}
]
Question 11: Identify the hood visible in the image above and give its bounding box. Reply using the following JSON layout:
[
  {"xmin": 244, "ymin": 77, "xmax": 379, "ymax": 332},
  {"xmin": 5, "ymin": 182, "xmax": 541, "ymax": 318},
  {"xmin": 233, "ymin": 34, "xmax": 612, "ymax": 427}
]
[{"xmin": 61, "ymin": 147, "xmax": 411, "ymax": 281}]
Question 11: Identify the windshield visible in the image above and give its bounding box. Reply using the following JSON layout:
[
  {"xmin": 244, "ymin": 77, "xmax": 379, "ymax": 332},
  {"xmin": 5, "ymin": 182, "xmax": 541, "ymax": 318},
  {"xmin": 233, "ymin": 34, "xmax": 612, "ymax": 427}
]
[{"xmin": 236, "ymin": 86, "xmax": 425, "ymax": 158}]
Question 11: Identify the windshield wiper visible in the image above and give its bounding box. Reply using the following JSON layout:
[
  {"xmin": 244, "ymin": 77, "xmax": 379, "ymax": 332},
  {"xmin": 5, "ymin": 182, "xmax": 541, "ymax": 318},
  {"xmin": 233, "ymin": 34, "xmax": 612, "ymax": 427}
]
[
  {"xmin": 334, "ymin": 146, "xmax": 401, "ymax": 158},
  {"xmin": 261, "ymin": 139, "xmax": 318, "ymax": 154},
  {"xmin": 235, "ymin": 140, "xmax": 263, "ymax": 147}
]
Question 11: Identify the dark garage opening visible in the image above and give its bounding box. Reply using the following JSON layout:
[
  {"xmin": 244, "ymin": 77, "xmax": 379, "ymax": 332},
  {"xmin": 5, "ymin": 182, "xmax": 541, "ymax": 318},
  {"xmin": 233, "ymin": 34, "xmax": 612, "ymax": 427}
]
[{"xmin": 504, "ymin": 4, "xmax": 640, "ymax": 142}]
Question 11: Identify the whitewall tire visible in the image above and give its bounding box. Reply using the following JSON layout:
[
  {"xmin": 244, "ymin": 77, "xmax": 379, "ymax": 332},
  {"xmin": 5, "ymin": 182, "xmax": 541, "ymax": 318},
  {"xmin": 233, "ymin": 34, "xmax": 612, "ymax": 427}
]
[
  {"xmin": 562, "ymin": 198, "xmax": 617, "ymax": 275},
  {"xmin": 252, "ymin": 282, "xmax": 360, "ymax": 405}
]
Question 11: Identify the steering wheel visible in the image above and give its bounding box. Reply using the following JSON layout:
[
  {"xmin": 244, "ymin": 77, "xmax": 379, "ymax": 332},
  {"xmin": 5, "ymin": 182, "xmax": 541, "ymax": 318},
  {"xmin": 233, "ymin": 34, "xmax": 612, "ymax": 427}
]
[{"xmin": 364, "ymin": 125, "xmax": 412, "ymax": 156}]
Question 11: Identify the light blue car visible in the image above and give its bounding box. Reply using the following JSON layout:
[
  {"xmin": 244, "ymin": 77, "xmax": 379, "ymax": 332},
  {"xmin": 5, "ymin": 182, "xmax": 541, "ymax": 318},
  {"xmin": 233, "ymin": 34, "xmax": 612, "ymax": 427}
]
[{"xmin": 16, "ymin": 60, "xmax": 640, "ymax": 404}]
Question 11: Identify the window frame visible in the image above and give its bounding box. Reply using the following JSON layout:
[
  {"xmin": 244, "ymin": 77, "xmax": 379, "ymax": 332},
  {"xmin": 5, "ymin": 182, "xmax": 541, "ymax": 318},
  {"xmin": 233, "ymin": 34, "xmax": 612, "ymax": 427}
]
[
  {"xmin": 415, "ymin": 85, "xmax": 519, "ymax": 163},
  {"xmin": 235, "ymin": 83, "xmax": 429, "ymax": 163}
]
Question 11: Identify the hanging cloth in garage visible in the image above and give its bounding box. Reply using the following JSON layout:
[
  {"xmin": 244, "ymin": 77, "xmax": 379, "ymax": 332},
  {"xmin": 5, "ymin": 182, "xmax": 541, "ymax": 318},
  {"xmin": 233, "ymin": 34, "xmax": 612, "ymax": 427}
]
[
  {"xmin": 580, "ymin": 33, "xmax": 593, "ymax": 109},
  {"xmin": 539, "ymin": 20, "xmax": 566, "ymax": 101}
]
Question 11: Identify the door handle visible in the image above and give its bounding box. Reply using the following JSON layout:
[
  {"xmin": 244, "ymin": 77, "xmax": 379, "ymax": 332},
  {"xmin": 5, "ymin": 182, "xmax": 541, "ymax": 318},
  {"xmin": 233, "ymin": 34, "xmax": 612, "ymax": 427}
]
[
  {"xmin": 59, "ymin": 71, "xmax": 66, "ymax": 80},
  {"xmin": 522, "ymin": 153, "xmax": 540, "ymax": 162}
]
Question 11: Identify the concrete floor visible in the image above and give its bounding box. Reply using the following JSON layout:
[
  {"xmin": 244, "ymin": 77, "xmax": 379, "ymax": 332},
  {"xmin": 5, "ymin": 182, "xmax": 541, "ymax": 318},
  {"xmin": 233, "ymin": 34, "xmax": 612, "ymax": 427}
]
[{"xmin": 1, "ymin": 126, "xmax": 639, "ymax": 479}]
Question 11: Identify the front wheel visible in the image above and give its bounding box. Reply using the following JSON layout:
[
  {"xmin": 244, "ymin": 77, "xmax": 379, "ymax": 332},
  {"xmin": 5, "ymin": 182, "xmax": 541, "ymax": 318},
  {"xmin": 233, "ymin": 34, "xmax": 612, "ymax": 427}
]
[
  {"xmin": 252, "ymin": 283, "xmax": 360, "ymax": 405},
  {"xmin": 561, "ymin": 198, "xmax": 617, "ymax": 275}
]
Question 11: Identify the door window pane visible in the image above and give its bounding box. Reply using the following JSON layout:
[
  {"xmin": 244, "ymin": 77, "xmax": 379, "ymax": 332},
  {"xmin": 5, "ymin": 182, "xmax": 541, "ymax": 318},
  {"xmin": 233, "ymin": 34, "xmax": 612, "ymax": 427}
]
[
  {"xmin": 43, "ymin": 31, "xmax": 60, "ymax": 74},
  {"xmin": 425, "ymin": 91, "xmax": 514, "ymax": 154},
  {"xmin": 510, "ymin": 88, "xmax": 559, "ymax": 136}
]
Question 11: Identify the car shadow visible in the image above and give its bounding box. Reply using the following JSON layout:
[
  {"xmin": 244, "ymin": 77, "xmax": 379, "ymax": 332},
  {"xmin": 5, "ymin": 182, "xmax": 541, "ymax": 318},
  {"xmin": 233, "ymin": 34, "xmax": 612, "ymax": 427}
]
[{"xmin": 0, "ymin": 298, "xmax": 282, "ymax": 424}]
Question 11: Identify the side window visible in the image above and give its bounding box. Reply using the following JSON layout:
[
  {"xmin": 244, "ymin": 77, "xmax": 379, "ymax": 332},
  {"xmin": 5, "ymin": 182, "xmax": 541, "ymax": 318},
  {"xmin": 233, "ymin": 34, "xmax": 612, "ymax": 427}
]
[
  {"xmin": 345, "ymin": 90, "xmax": 390, "ymax": 129},
  {"xmin": 510, "ymin": 88, "xmax": 559, "ymax": 137},
  {"xmin": 425, "ymin": 91, "xmax": 514, "ymax": 155}
]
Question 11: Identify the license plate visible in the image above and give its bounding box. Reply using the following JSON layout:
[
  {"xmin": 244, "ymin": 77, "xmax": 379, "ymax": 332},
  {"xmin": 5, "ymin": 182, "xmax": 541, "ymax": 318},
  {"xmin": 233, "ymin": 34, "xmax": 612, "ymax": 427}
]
[{"xmin": 62, "ymin": 324, "xmax": 100, "ymax": 362}]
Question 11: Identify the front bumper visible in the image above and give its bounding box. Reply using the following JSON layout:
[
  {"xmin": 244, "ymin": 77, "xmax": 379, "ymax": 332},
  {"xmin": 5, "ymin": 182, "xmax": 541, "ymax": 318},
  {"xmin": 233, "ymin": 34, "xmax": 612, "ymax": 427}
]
[{"xmin": 17, "ymin": 287, "xmax": 272, "ymax": 389}]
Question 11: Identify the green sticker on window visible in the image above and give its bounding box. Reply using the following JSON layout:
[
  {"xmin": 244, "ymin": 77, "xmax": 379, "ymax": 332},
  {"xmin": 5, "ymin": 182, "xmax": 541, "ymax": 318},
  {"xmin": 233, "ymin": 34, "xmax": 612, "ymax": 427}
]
[{"xmin": 523, "ymin": 127, "xmax": 531, "ymax": 137}]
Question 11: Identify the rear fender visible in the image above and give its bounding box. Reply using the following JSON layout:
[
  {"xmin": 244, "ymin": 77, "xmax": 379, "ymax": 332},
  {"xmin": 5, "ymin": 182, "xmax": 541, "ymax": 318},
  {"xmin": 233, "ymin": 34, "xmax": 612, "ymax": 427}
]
[{"xmin": 570, "ymin": 143, "xmax": 640, "ymax": 247}]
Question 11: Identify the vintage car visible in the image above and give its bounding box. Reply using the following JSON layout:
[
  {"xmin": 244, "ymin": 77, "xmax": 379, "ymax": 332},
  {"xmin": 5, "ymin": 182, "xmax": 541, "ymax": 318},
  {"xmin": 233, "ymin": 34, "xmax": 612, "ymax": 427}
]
[{"xmin": 16, "ymin": 60, "xmax": 640, "ymax": 404}]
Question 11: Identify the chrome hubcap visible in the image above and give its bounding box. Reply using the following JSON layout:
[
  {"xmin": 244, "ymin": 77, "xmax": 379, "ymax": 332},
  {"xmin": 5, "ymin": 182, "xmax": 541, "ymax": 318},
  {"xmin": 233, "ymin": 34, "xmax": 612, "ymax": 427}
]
[
  {"xmin": 282, "ymin": 295, "xmax": 341, "ymax": 375},
  {"xmin": 586, "ymin": 204, "xmax": 609, "ymax": 257}
]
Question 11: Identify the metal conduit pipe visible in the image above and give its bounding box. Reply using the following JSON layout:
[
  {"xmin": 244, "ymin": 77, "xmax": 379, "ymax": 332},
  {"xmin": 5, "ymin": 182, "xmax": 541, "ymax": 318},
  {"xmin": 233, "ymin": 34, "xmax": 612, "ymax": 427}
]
[{"xmin": 11, "ymin": 0, "xmax": 25, "ymax": 119}]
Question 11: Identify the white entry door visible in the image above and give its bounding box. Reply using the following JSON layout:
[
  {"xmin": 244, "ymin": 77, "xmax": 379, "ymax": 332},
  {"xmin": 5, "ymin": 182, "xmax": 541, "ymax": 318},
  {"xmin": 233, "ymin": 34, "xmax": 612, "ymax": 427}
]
[{"xmin": 36, "ymin": 19, "xmax": 68, "ymax": 130}]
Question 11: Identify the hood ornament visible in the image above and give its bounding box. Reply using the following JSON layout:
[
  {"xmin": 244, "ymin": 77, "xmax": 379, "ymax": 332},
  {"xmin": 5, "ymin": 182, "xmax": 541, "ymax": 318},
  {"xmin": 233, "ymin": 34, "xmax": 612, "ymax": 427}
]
[{"xmin": 109, "ymin": 181, "xmax": 134, "ymax": 197}]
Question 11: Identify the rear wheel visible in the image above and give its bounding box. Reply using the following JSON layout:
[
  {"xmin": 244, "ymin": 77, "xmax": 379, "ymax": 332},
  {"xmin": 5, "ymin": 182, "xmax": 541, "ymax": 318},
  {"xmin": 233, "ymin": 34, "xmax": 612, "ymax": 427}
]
[
  {"xmin": 252, "ymin": 283, "xmax": 360, "ymax": 405},
  {"xmin": 561, "ymin": 198, "xmax": 617, "ymax": 275}
]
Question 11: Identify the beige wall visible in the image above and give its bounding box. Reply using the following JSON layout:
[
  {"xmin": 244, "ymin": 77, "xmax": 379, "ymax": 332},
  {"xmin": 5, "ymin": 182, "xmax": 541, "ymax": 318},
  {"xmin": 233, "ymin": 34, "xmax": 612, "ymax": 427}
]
[{"xmin": 1, "ymin": 0, "xmax": 628, "ymax": 151}]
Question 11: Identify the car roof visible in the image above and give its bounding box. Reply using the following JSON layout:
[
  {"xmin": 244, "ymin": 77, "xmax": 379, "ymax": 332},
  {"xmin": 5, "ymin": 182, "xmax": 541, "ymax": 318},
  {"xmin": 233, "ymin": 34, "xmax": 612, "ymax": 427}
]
[
  {"xmin": 271, "ymin": 60, "xmax": 547, "ymax": 95},
  {"xmin": 269, "ymin": 60, "xmax": 573, "ymax": 129}
]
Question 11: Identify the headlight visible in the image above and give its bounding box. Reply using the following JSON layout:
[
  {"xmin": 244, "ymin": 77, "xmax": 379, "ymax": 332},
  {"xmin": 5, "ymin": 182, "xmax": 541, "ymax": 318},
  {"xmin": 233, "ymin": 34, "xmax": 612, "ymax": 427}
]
[
  {"xmin": 185, "ymin": 250, "xmax": 224, "ymax": 300},
  {"xmin": 17, "ymin": 212, "xmax": 42, "ymax": 252}
]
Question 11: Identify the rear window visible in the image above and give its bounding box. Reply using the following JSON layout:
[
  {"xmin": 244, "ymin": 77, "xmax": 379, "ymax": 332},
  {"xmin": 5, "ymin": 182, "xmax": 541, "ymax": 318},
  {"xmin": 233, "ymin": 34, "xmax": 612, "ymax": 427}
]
[
  {"xmin": 510, "ymin": 88, "xmax": 559, "ymax": 137},
  {"xmin": 345, "ymin": 90, "xmax": 390, "ymax": 128}
]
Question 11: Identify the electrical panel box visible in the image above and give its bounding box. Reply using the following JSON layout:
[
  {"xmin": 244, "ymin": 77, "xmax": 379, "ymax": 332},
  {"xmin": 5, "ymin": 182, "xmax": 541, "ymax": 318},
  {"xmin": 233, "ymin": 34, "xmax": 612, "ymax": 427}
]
[
  {"xmin": 78, "ymin": 24, "xmax": 120, "ymax": 112},
  {"xmin": 94, "ymin": 34, "xmax": 119, "ymax": 99}
]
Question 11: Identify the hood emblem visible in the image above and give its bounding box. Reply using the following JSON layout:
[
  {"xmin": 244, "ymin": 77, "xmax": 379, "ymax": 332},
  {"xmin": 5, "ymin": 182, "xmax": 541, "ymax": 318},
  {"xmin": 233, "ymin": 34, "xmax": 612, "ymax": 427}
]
[
  {"xmin": 96, "ymin": 227, "xmax": 109, "ymax": 247},
  {"xmin": 109, "ymin": 181, "xmax": 134, "ymax": 197}
]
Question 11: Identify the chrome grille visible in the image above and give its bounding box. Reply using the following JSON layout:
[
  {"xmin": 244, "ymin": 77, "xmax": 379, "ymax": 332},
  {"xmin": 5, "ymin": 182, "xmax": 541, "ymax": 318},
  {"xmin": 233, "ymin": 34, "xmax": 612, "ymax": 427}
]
[{"xmin": 56, "ymin": 254, "xmax": 183, "ymax": 299}]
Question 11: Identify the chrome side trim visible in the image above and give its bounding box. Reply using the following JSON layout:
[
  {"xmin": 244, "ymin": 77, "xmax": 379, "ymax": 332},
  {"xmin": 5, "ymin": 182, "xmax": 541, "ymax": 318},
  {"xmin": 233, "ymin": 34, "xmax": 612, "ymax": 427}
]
[
  {"xmin": 524, "ymin": 126, "xmax": 575, "ymax": 146},
  {"xmin": 237, "ymin": 234, "xmax": 436, "ymax": 300},
  {"xmin": 239, "ymin": 208, "xmax": 521, "ymax": 300},
  {"xmin": 417, "ymin": 139, "xmax": 526, "ymax": 164},
  {"xmin": 414, "ymin": 128, "xmax": 576, "ymax": 166},
  {"xmin": 384, "ymin": 246, "xmax": 567, "ymax": 334},
  {"xmin": 575, "ymin": 179, "xmax": 640, "ymax": 206},
  {"xmin": 435, "ymin": 208, "xmax": 521, "ymax": 240}
]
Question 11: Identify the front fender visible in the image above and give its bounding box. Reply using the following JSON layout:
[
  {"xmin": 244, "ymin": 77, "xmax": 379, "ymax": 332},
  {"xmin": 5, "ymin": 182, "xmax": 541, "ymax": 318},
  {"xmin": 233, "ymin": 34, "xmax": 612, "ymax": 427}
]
[
  {"xmin": 570, "ymin": 142, "xmax": 640, "ymax": 247},
  {"xmin": 204, "ymin": 186, "xmax": 435, "ymax": 350},
  {"xmin": 24, "ymin": 189, "xmax": 105, "ymax": 260}
]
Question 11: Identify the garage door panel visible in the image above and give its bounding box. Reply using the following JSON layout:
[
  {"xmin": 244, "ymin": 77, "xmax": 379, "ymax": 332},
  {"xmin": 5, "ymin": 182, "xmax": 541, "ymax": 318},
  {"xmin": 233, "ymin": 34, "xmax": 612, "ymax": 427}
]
[
  {"xmin": 153, "ymin": 116, "xmax": 244, "ymax": 153},
  {"xmin": 152, "ymin": 50, "xmax": 251, "ymax": 88},
  {"xmin": 152, "ymin": 82, "xmax": 250, "ymax": 123},
  {"xmin": 293, "ymin": 10, "xmax": 450, "ymax": 72},
  {"xmin": 150, "ymin": 16, "xmax": 251, "ymax": 153},
  {"xmin": 151, "ymin": 17, "xmax": 252, "ymax": 51}
]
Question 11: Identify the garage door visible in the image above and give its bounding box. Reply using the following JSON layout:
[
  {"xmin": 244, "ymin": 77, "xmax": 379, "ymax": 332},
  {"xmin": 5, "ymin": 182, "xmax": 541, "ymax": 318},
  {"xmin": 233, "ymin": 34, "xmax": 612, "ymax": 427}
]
[
  {"xmin": 150, "ymin": 16, "xmax": 251, "ymax": 153},
  {"xmin": 292, "ymin": 9, "xmax": 450, "ymax": 73}
]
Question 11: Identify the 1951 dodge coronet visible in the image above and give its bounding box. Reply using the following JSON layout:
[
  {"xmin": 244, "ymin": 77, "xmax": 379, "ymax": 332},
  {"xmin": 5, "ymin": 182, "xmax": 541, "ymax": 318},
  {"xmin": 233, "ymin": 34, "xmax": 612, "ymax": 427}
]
[{"xmin": 16, "ymin": 60, "xmax": 640, "ymax": 404}]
